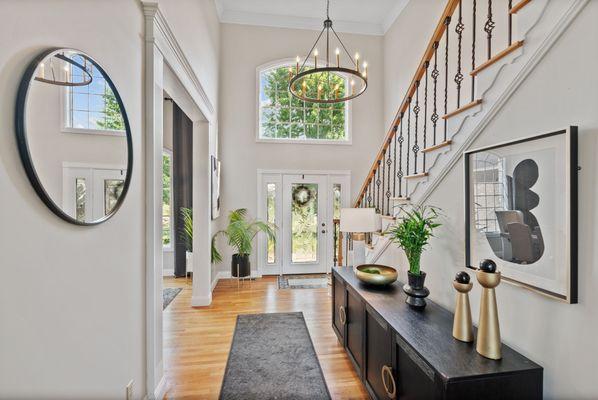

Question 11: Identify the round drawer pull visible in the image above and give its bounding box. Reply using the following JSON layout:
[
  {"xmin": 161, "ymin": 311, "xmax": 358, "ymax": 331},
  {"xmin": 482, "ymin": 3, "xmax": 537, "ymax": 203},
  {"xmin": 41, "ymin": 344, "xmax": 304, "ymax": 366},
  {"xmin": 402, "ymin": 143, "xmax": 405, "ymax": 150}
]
[{"xmin": 381, "ymin": 365, "xmax": 397, "ymax": 399}]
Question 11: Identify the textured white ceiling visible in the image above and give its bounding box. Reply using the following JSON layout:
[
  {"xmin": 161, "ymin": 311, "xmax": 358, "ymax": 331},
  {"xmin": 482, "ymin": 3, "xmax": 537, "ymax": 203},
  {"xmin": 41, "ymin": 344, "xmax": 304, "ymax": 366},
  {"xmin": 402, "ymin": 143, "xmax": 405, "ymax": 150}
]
[{"xmin": 214, "ymin": 0, "xmax": 410, "ymax": 35}]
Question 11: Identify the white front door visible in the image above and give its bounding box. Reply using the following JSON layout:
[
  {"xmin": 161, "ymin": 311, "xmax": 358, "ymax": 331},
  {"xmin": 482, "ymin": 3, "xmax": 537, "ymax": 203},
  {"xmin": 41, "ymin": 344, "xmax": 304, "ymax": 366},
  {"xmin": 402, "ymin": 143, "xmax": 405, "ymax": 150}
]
[
  {"xmin": 258, "ymin": 171, "xmax": 350, "ymax": 275},
  {"xmin": 281, "ymin": 174, "xmax": 328, "ymax": 274}
]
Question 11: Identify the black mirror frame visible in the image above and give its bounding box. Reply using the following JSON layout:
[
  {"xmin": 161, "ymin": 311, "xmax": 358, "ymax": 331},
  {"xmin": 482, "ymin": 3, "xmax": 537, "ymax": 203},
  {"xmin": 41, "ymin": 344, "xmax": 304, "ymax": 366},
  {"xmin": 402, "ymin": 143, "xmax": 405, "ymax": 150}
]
[{"xmin": 15, "ymin": 47, "xmax": 133, "ymax": 226}]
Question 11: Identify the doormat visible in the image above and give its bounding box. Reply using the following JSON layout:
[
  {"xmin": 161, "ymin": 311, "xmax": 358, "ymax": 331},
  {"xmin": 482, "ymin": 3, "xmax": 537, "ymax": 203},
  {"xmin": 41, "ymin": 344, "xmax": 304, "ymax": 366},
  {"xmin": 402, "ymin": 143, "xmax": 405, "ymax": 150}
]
[
  {"xmin": 277, "ymin": 274, "xmax": 330, "ymax": 289},
  {"xmin": 163, "ymin": 287, "xmax": 182, "ymax": 310}
]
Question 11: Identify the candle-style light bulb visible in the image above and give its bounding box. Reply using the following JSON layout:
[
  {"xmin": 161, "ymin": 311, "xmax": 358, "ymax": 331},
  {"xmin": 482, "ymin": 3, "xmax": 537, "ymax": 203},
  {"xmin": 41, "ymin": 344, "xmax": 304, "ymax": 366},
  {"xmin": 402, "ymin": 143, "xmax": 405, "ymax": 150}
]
[
  {"xmin": 39, "ymin": 62, "xmax": 45, "ymax": 79},
  {"xmin": 363, "ymin": 61, "xmax": 368, "ymax": 79},
  {"xmin": 288, "ymin": 67, "xmax": 293, "ymax": 80},
  {"xmin": 351, "ymin": 79, "xmax": 355, "ymax": 95},
  {"xmin": 336, "ymin": 48, "xmax": 340, "ymax": 68},
  {"xmin": 334, "ymin": 83, "xmax": 340, "ymax": 99},
  {"xmin": 296, "ymin": 56, "xmax": 300, "ymax": 73},
  {"xmin": 355, "ymin": 52, "xmax": 360, "ymax": 72},
  {"xmin": 317, "ymin": 84, "xmax": 323, "ymax": 100},
  {"xmin": 64, "ymin": 63, "xmax": 70, "ymax": 82},
  {"xmin": 314, "ymin": 49, "xmax": 319, "ymax": 69}
]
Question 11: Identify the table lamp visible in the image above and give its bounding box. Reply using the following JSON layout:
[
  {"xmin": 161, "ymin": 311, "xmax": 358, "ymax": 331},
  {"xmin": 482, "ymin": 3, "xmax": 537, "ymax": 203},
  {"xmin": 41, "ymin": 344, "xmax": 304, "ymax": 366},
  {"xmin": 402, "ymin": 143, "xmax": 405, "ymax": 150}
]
[{"xmin": 340, "ymin": 208, "xmax": 381, "ymax": 266}]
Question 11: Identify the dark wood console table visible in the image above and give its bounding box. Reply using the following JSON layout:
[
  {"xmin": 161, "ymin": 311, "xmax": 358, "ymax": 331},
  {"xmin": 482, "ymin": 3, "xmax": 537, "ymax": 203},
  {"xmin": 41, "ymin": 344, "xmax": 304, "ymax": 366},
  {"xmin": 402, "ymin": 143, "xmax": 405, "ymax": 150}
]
[{"xmin": 332, "ymin": 266, "xmax": 543, "ymax": 399}]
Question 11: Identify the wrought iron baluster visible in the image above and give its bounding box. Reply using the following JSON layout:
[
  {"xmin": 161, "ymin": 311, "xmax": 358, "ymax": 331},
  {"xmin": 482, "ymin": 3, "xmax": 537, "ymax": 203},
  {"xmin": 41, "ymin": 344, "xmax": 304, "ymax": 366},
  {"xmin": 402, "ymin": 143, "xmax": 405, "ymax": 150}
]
[
  {"xmin": 397, "ymin": 115, "xmax": 404, "ymax": 197},
  {"xmin": 413, "ymin": 81, "xmax": 420, "ymax": 174},
  {"xmin": 455, "ymin": 0, "xmax": 464, "ymax": 108},
  {"xmin": 386, "ymin": 139, "xmax": 392, "ymax": 215},
  {"xmin": 423, "ymin": 62, "xmax": 429, "ymax": 171},
  {"xmin": 431, "ymin": 42, "xmax": 439, "ymax": 145},
  {"xmin": 485, "ymin": 0, "xmax": 495, "ymax": 60},
  {"xmin": 508, "ymin": 0, "xmax": 513, "ymax": 46},
  {"xmin": 444, "ymin": 16, "xmax": 451, "ymax": 142},
  {"xmin": 367, "ymin": 180, "xmax": 372, "ymax": 208},
  {"xmin": 381, "ymin": 151, "xmax": 386, "ymax": 215},
  {"xmin": 406, "ymin": 99, "xmax": 412, "ymax": 176},
  {"xmin": 392, "ymin": 125, "xmax": 398, "ymax": 198},
  {"xmin": 375, "ymin": 161, "xmax": 382, "ymax": 213},
  {"xmin": 472, "ymin": 0, "xmax": 477, "ymax": 102}
]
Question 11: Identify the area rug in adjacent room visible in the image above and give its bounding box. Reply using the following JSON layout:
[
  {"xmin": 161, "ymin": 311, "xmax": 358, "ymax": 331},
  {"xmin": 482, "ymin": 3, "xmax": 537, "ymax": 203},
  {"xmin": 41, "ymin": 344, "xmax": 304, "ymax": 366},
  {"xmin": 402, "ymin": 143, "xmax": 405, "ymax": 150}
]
[
  {"xmin": 162, "ymin": 288, "xmax": 182, "ymax": 310},
  {"xmin": 277, "ymin": 274, "xmax": 329, "ymax": 289},
  {"xmin": 219, "ymin": 312, "xmax": 331, "ymax": 400}
]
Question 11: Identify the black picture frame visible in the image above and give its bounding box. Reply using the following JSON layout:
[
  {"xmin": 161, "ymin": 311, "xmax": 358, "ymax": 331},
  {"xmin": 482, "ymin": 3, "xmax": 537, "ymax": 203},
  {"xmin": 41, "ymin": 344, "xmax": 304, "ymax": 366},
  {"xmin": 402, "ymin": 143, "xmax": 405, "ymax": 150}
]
[
  {"xmin": 15, "ymin": 48, "xmax": 134, "ymax": 226},
  {"xmin": 464, "ymin": 127, "xmax": 578, "ymax": 303}
]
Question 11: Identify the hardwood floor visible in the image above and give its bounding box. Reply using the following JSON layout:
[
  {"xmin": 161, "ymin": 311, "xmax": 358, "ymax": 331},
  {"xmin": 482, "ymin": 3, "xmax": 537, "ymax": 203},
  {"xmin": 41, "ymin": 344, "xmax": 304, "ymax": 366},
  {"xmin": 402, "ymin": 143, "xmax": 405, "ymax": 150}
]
[{"xmin": 163, "ymin": 276, "xmax": 368, "ymax": 399}]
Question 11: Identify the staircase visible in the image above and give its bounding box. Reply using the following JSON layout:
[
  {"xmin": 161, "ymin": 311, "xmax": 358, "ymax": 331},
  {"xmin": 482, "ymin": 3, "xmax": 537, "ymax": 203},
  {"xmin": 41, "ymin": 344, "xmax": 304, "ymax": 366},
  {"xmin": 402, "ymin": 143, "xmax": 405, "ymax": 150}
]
[{"xmin": 342, "ymin": 0, "xmax": 586, "ymax": 264}]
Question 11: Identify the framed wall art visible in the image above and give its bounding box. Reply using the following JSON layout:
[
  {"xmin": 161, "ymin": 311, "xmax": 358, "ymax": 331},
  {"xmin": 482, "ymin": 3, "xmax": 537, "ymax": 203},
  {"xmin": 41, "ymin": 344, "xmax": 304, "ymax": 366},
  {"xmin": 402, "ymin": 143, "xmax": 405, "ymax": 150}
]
[{"xmin": 465, "ymin": 127, "xmax": 578, "ymax": 303}]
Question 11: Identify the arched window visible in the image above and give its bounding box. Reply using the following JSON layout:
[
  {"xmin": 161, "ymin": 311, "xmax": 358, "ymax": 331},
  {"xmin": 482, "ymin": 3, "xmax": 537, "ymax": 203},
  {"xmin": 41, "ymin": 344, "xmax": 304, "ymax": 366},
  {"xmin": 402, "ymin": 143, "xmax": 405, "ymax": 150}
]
[{"xmin": 257, "ymin": 60, "xmax": 350, "ymax": 143}]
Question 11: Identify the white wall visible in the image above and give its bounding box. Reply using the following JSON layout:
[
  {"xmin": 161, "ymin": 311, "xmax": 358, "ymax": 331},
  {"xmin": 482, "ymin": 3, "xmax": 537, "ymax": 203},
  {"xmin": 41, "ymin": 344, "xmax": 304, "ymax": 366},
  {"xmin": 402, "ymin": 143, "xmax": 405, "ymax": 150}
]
[
  {"xmin": 0, "ymin": 0, "xmax": 221, "ymax": 398},
  {"xmin": 217, "ymin": 23, "xmax": 385, "ymax": 273},
  {"xmin": 385, "ymin": 2, "xmax": 598, "ymax": 398},
  {"xmin": 0, "ymin": 1, "xmax": 145, "ymax": 398},
  {"xmin": 383, "ymin": 0, "xmax": 445, "ymax": 130}
]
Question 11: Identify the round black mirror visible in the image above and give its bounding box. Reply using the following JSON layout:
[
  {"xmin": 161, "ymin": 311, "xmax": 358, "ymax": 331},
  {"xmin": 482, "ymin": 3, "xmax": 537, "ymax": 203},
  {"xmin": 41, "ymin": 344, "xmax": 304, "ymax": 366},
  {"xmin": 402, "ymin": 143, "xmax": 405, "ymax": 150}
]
[{"xmin": 15, "ymin": 48, "xmax": 133, "ymax": 225}]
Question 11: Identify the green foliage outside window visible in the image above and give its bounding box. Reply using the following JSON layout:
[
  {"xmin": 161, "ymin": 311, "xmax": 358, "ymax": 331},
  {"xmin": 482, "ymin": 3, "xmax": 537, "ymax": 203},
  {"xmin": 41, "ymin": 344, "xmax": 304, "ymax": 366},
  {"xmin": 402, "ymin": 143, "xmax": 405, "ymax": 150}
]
[
  {"xmin": 96, "ymin": 88, "xmax": 125, "ymax": 131},
  {"xmin": 260, "ymin": 65, "xmax": 347, "ymax": 140},
  {"xmin": 162, "ymin": 154, "xmax": 171, "ymax": 246}
]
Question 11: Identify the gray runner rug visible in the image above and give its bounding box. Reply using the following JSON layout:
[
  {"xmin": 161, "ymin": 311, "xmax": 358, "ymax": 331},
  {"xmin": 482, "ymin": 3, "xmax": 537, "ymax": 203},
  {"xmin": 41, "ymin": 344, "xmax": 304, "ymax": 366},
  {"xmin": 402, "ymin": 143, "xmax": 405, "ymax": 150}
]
[{"xmin": 219, "ymin": 312, "xmax": 331, "ymax": 400}]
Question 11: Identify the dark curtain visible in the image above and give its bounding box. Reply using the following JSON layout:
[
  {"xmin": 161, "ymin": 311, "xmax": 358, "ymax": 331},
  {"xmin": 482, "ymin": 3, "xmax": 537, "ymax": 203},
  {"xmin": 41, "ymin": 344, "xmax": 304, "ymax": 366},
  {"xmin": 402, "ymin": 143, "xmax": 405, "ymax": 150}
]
[{"xmin": 173, "ymin": 102, "xmax": 193, "ymax": 278}]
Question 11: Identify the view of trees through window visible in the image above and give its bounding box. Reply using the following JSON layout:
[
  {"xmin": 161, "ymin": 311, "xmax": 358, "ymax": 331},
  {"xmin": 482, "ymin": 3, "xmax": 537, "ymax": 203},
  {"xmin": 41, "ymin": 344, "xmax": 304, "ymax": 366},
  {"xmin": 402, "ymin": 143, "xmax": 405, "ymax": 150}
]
[
  {"xmin": 291, "ymin": 184, "xmax": 318, "ymax": 263},
  {"xmin": 259, "ymin": 65, "xmax": 347, "ymax": 141},
  {"xmin": 67, "ymin": 55, "xmax": 125, "ymax": 132},
  {"xmin": 162, "ymin": 153, "xmax": 172, "ymax": 247}
]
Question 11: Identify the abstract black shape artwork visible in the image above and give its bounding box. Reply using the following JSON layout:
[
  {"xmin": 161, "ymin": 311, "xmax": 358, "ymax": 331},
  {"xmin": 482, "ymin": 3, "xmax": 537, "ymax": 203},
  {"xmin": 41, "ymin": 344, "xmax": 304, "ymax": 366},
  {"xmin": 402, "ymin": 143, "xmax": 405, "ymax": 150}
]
[{"xmin": 465, "ymin": 128, "xmax": 578, "ymax": 303}]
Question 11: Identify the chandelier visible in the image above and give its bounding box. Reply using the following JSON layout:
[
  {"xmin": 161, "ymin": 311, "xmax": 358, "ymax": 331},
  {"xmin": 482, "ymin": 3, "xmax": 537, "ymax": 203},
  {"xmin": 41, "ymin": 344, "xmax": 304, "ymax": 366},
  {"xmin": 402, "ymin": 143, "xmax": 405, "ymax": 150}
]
[
  {"xmin": 289, "ymin": 0, "xmax": 368, "ymax": 104},
  {"xmin": 35, "ymin": 52, "xmax": 92, "ymax": 87}
]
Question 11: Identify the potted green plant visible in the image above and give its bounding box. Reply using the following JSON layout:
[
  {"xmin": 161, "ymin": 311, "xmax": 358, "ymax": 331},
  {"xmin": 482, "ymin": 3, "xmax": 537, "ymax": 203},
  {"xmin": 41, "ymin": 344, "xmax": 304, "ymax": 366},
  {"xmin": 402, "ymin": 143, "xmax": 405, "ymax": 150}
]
[
  {"xmin": 212, "ymin": 208, "xmax": 276, "ymax": 278},
  {"xmin": 386, "ymin": 205, "xmax": 441, "ymax": 309},
  {"xmin": 179, "ymin": 207, "xmax": 193, "ymax": 273}
]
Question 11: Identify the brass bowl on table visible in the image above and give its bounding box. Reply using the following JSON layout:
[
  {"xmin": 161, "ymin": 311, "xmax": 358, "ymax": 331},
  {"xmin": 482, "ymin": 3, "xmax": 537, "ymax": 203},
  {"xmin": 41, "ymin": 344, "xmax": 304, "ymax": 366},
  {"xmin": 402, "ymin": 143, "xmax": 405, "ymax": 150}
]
[{"xmin": 355, "ymin": 264, "xmax": 398, "ymax": 286}]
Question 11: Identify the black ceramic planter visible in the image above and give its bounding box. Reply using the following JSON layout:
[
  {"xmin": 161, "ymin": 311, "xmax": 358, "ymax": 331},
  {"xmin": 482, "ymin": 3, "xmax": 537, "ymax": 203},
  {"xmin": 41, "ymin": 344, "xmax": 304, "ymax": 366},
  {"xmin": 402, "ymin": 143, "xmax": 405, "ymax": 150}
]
[
  {"xmin": 231, "ymin": 254, "xmax": 251, "ymax": 278},
  {"xmin": 403, "ymin": 271, "xmax": 430, "ymax": 309}
]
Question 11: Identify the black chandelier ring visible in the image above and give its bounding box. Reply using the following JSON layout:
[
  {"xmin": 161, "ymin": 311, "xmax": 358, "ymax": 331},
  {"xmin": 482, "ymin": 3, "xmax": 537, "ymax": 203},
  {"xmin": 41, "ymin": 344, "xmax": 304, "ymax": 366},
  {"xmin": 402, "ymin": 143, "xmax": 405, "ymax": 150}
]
[{"xmin": 289, "ymin": 67, "xmax": 367, "ymax": 104}]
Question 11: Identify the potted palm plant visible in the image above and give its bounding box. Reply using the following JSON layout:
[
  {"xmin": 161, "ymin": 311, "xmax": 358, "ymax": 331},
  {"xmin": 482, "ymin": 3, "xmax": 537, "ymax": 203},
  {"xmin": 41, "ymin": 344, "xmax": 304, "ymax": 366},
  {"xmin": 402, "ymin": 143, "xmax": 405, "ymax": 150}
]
[
  {"xmin": 212, "ymin": 208, "xmax": 276, "ymax": 277},
  {"xmin": 386, "ymin": 205, "xmax": 441, "ymax": 309},
  {"xmin": 179, "ymin": 207, "xmax": 193, "ymax": 273}
]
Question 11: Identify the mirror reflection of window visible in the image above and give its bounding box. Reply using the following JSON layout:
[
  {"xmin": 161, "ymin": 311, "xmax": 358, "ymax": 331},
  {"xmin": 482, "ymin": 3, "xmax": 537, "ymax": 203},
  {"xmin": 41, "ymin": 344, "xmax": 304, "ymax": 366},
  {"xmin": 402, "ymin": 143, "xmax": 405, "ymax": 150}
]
[
  {"xmin": 472, "ymin": 152, "xmax": 507, "ymax": 233},
  {"xmin": 76, "ymin": 178, "xmax": 86, "ymax": 222},
  {"xmin": 65, "ymin": 54, "xmax": 125, "ymax": 133},
  {"xmin": 104, "ymin": 179, "xmax": 124, "ymax": 215}
]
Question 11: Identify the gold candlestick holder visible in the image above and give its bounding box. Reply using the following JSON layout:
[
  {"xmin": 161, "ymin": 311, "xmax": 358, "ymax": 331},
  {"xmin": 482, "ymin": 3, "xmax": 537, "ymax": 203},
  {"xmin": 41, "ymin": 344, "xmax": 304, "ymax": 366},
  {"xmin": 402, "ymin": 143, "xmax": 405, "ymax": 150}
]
[
  {"xmin": 452, "ymin": 281, "xmax": 474, "ymax": 342},
  {"xmin": 476, "ymin": 270, "xmax": 502, "ymax": 360}
]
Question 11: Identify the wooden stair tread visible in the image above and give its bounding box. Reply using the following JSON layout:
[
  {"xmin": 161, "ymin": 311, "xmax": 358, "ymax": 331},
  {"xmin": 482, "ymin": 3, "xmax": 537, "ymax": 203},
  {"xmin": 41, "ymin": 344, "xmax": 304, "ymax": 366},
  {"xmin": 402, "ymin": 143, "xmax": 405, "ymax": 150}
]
[
  {"xmin": 422, "ymin": 140, "xmax": 452, "ymax": 153},
  {"xmin": 470, "ymin": 41, "xmax": 524, "ymax": 76},
  {"xmin": 404, "ymin": 172, "xmax": 429, "ymax": 180},
  {"xmin": 380, "ymin": 215, "xmax": 396, "ymax": 220},
  {"xmin": 389, "ymin": 196, "xmax": 411, "ymax": 202},
  {"xmin": 510, "ymin": 0, "xmax": 531, "ymax": 14},
  {"xmin": 442, "ymin": 100, "xmax": 482, "ymax": 120}
]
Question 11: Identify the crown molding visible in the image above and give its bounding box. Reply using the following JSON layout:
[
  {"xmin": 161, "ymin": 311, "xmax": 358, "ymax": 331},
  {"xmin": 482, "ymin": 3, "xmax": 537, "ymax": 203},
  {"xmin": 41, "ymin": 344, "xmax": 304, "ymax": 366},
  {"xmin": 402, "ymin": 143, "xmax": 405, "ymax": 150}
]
[{"xmin": 219, "ymin": 8, "xmax": 385, "ymax": 35}]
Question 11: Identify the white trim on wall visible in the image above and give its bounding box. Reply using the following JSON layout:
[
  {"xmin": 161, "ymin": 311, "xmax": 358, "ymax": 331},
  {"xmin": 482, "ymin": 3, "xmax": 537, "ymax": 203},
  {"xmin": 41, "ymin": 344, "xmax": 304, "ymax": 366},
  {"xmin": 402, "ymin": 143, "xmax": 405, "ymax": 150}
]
[{"xmin": 142, "ymin": 2, "xmax": 217, "ymax": 398}]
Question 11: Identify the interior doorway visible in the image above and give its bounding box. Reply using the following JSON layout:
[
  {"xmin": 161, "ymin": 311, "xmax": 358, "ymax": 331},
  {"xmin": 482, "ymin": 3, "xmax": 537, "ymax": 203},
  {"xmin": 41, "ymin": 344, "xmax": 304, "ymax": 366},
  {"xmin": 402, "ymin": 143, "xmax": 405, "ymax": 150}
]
[{"xmin": 258, "ymin": 170, "xmax": 350, "ymax": 275}]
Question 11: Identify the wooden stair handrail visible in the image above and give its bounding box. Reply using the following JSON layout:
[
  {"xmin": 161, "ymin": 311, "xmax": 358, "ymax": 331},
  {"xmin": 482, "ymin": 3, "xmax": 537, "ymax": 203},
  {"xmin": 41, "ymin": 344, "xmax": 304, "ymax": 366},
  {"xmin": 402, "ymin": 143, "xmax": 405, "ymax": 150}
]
[{"xmin": 355, "ymin": 0, "xmax": 461, "ymax": 207}]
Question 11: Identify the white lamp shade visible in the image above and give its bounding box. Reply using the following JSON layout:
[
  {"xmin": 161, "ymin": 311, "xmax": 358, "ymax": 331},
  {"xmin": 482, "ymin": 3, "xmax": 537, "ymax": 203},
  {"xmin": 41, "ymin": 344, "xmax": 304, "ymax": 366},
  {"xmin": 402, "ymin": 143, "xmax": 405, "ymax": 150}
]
[{"xmin": 340, "ymin": 208, "xmax": 381, "ymax": 233}]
